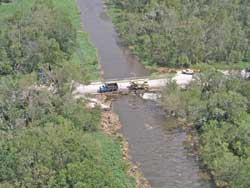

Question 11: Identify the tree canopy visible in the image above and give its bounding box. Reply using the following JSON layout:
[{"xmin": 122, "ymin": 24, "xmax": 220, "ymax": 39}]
[
  {"xmin": 0, "ymin": 125, "xmax": 117, "ymax": 188},
  {"xmin": 161, "ymin": 70, "xmax": 250, "ymax": 187},
  {"xmin": 0, "ymin": 0, "xmax": 135, "ymax": 187},
  {"xmin": 0, "ymin": 0, "xmax": 76, "ymax": 76},
  {"xmin": 108, "ymin": 0, "xmax": 250, "ymax": 67}
]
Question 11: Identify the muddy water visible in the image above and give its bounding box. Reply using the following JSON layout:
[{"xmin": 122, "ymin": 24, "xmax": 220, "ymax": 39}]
[
  {"xmin": 77, "ymin": 0, "xmax": 148, "ymax": 79},
  {"xmin": 77, "ymin": 0, "xmax": 212, "ymax": 188}
]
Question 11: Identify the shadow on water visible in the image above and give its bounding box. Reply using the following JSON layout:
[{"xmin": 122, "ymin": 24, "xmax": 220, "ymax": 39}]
[{"xmin": 77, "ymin": 0, "xmax": 214, "ymax": 187}]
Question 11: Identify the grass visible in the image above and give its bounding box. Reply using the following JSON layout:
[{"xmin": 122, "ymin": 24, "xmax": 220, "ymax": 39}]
[
  {"xmin": 94, "ymin": 133, "xmax": 136, "ymax": 188},
  {"xmin": 105, "ymin": 0, "xmax": 123, "ymax": 23},
  {"xmin": 52, "ymin": 0, "xmax": 99, "ymax": 80},
  {"xmin": 0, "ymin": 0, "xmax": 100, "ymax": 80},
  {"xmin": 0, "ymin": 0, "xmax": 34, "ymax": 22}
]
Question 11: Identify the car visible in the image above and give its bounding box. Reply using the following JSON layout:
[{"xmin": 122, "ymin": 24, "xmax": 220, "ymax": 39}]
[{"xmin": 182, "ymin": 69, "xmax": 194, "ymax": 75}]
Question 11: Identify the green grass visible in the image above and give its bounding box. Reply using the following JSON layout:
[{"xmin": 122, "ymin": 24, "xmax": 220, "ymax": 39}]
[
  {"xmin": 94, "ymin": 133, "xmax": 136, "ymax": 188},
  {"xmin": 0, "ymin": 0, "xmax": 33, "ymax": 22},
  {"xmin": 52, "ymin": 0, "xmax": 99, "ymax": 80},
  {"xmin": 105, "ymin": 0, "xmax": 123, "ymax": 23},
  {"xmin": 0, "ymin": 0, "xmax": 100, "ymax": 80}
]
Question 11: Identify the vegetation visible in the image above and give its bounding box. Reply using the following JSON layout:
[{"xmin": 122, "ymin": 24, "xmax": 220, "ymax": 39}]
[
  {"xmin": 162, "ymin": 70, "xmax": 250, "ymax": 187},
  {"xmin": 0, "ymin": 0, "xmax": 12, "ymax": 4},
  {"xmin": 107, "ymin": 0, "xmax": 250, "ymax": 69},
  {"xmin": 0, "ymin": 0, "xmax": 99, "ymax": 79},
  {"xmin": 106, "ymin": 0, "xmax": 250, "ymax": 186},
  {"xmin": 0, "ymin": 0, "xmax": 135, "ymax": 187}
]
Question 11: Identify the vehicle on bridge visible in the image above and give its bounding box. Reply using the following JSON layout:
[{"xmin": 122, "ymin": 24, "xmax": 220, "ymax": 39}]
[
  {"xmin": 128, "ymin": 81, "xmax": 149, "ymax": 91},
  {"xmin": 98, "ymin": 83, "xmax": 118, "ymax": 93}
]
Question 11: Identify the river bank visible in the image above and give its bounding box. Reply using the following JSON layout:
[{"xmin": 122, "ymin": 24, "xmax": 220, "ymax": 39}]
[
  {"xmin": 88, "ymin": 95, "xmax": 150, "ymax": 188},
  {"xmin": 77, "ymin": 0, "xmax": 214, "ymax": 187},
  {"xmin": 101, "ymin": 109, "xmax": 150, "ymax": 188},
  {"xmin": 75, "ymin": 0, "xmax": 150, "ymax": 186}
]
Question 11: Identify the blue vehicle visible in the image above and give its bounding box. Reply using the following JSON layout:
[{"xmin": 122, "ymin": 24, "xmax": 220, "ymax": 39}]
[{"xmin": 98, "ymin": 83, "xmax": 118, "ymax": 93}]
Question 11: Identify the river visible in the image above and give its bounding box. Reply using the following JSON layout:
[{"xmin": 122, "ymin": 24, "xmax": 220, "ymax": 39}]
[{"xmin": 77, "ymin": 0, "xmax": 212, "ymax": 188}]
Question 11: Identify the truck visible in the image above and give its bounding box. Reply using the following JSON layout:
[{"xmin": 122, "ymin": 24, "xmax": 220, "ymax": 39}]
[{"xmin": 98, "ymin": 83, "xmax": 118, "ymax": 93}]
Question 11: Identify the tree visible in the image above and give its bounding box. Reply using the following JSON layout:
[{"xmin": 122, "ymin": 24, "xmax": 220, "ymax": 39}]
[
  {"xmin": 0, "ymin": 0, "xmax": 76, "ymax": 76},
  {"xmin": 109, "ymin": 0, "xmax": 250, "ymax": 67},
  {"xmin": 0, "ymin": 125, "xmax": 118, "ymax": 188},
  {"xmin": 207, "ymin": 91, "xmax": 247, "ymax": 122},
  {"xmin": 161, "ymin": 70, "xmax": 250, "ymax": 186}
]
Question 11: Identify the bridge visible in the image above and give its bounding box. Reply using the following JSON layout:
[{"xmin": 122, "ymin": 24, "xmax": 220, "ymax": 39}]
[{"xmin": 73, "ymin": 71, "xmax": 194, "ymax": 96}]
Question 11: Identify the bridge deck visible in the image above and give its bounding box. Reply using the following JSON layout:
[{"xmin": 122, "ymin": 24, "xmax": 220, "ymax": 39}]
[{"xmin": 74, "ymin": 72, "xmax": 193, "ymax": 95}]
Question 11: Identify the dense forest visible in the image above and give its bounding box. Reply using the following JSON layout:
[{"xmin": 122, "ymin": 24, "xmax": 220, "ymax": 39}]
[
  {"xmin": 1, "ymin": 0, "xmax": 250, "ymax": 187},
  {"xmin": 106, "ymin": 1, "xmax": 250, "ymax": 187},
  {"xmin": 162, "ymin": 71, "xmax": 250, "ymax": 187},
  {"xmin": 107, "ymin": 0, "xmax": 250, "ymax": 68},
  {"xmin": 0, "ymin": 0, "xmax": 135, "ymax": 187}
]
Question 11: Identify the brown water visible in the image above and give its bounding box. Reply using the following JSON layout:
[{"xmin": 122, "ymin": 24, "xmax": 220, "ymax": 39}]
[
  {"xmin": 77, "ymin": 0, "xmax": 213, "ymax": 188},
  {"xmin": 77, "ymin": 0, "xmax": 148, "ymax": 79}
]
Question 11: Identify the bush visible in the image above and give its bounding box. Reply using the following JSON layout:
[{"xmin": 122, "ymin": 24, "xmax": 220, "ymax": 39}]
[{"xmin": 0, "ymin": 125, "xmax": 119, "ymax": 188}]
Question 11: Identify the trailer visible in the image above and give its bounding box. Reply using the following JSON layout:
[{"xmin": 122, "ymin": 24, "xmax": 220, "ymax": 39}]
[{"xmin": 128, "ymin": 81, "xmax": 149, "ymax": 91}]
